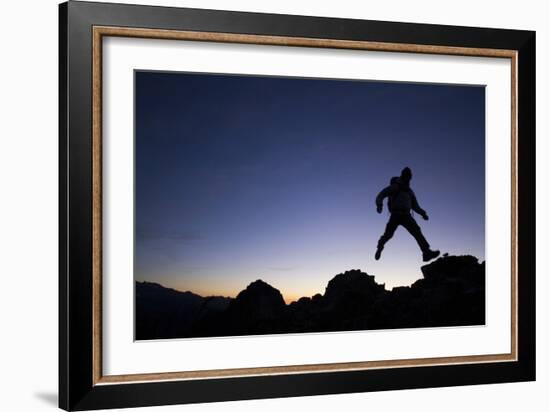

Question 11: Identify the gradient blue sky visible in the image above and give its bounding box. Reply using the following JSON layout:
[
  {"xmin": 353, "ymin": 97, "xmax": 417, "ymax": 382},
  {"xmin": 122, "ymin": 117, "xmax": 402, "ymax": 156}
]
[{"xmin": 135, "ymin": 71, "xmax": 485, "ymax": 302}]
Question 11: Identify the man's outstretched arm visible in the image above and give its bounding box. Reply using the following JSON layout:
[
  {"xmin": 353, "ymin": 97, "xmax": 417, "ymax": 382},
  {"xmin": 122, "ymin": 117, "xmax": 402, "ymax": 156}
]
[
  {"xmin": 411, "ymin": 192, "xmax": 428, "ymax": 220},
  {"xmin": 375, "ymin": 186, "xmax": 394, "ymax": 213}
]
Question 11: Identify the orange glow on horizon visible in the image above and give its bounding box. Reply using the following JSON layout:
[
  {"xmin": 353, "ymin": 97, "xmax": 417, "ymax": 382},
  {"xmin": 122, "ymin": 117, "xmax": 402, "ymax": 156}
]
[{"xmin": 151, "ymin": 281, "xmax": 322, "ymax": 305}]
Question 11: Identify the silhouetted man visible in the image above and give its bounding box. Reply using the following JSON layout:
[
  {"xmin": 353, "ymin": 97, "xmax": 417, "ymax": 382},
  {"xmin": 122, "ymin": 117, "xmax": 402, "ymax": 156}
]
[{"xmin": 375, "ymin": 167, "xmax": 440, "ymax": 262}]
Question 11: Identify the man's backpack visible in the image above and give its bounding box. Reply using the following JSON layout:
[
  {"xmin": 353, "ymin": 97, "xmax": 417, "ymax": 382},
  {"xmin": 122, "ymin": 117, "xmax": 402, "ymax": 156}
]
[{"xmin": 387, "ymin": 177, "xmax": 412, "ymax": 213}]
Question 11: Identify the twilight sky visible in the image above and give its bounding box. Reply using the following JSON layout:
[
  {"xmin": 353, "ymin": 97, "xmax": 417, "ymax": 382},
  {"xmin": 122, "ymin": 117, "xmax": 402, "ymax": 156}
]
[{"xmin": 135, "ymin": 71, "xmax": 485, "ymax": 303}]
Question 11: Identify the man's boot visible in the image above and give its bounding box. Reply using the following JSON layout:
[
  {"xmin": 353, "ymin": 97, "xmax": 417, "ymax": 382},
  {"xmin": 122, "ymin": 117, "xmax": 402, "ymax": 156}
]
[
  {"xmin": 422, "ymin": 249, "xmax": 440, "ymax": 262},
  {"xmin": 375, "ymin": 245, "xmax": 383, "ymax": 261}
]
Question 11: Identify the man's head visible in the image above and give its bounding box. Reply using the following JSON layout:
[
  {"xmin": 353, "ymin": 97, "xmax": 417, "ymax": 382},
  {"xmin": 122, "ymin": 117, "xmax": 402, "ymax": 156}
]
[{"xmin": 401, "ymin": 167, "xmax": 412, "ymax": 183}]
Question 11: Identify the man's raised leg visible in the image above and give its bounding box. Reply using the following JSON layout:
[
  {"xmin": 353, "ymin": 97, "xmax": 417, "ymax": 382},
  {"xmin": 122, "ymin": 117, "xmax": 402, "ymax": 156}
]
[
  {"xmin": 376, "ymin": 215, "xmax": 399, "ymax": 260},
  {"xmin": 401, "ymin": 214, "xmax": 439, "ymax": 261}
]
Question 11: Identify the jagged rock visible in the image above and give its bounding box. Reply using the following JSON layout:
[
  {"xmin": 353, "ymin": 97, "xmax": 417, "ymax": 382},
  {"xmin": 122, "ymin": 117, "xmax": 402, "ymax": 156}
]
[
  {"xmin": 230, "ymin": 279, "xmax": 286, "ymax": 318},
  {"xmin": 421, "ymin": 255, "xmax": 480, "ymax": 282},
  {"xmin": 324, "ymin": 269, "xmax": 386, "ymax": 305},
  {"xmin": 135, "ymin": 255, "xmax": 485, "ymax": 340},
  {"xmin": 219, "ymin": 280, "xmax": 286, "ymax": 335}
]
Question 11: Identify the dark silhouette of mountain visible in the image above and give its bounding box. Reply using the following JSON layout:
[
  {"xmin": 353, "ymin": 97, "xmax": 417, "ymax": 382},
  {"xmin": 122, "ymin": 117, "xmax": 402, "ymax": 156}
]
[
  {"xmin": 135, "ymin": 255, "xmax": 485, "ymax": 340},
  {"xmin": 135, "ymin": 281, "xmax": 231, "ymax": 340},
  {"xmin": 218, "ymin": 280, "xmax": 286, "ymax": 336}
]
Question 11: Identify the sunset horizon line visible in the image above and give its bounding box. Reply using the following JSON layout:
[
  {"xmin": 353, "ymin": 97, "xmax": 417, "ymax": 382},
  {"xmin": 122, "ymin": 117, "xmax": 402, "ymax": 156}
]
[{"xmin": 137, "ymin": 266, "xmax": 408, "ymax": 305}]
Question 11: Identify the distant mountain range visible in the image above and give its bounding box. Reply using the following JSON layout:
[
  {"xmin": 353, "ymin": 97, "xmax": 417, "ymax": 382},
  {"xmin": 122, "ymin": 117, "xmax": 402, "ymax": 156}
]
[{"xmin": 135, "ymin": 255, "xmax": 485, "ymax": 340}]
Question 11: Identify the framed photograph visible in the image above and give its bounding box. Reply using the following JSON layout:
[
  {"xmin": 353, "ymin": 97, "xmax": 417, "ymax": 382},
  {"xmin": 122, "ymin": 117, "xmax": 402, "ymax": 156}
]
[{"xmin": 59, "ymin": 1, "xmax": 536, "ymax": 410}]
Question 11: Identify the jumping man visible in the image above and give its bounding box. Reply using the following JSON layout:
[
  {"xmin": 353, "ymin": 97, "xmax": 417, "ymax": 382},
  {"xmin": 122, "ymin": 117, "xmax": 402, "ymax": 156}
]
[{"xmin": 375, "ymin": 167, "xmax": 440, "ymax": 262}]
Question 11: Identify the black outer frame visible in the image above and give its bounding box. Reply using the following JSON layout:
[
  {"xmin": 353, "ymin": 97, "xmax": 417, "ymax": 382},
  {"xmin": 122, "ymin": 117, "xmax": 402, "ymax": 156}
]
[{"xmin": 59, "ymin": 1, "xmax": 536, "ymax": 410}]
